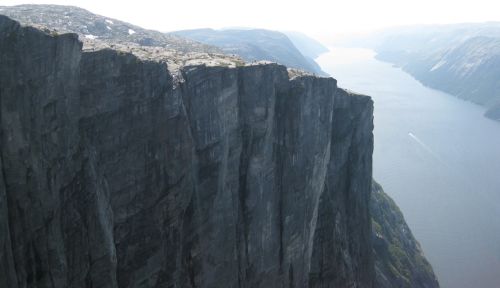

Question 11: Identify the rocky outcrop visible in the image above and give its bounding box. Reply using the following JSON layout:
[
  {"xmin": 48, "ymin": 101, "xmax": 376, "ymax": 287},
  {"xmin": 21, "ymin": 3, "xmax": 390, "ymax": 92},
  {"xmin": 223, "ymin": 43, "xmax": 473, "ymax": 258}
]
[
  {"xmin": 0, "ymin": 15, "xmax": 375, "ymax": 288},
  {"xmin": 371, "ymin": 182, "xmax": 439, "ymax": 288}
]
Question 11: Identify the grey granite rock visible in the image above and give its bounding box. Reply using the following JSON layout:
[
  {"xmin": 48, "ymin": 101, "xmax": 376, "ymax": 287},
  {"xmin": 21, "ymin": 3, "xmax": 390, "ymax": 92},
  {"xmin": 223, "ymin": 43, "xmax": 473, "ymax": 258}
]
[
  {"xmin": 0, "ymin": 15, "xmax": 82, "ymax": 288},
  {"xmin": 0, "ymin": 15, "xmax": 378, "ymax": 287}
]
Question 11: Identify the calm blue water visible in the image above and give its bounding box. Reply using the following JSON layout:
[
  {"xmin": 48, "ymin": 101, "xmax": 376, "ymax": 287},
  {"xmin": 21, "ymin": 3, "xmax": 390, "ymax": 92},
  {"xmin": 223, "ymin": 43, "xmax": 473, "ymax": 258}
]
[{"xmin": 317, "ymin": 47, "xmax": 500, "ymax": 288}]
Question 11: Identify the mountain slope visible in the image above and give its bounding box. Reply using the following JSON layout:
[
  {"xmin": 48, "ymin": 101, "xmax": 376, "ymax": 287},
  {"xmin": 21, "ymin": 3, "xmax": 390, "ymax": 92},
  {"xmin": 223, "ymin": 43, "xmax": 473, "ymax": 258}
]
[
  {"xmin": 0, "ymin": 4, "xmax": 220, "ymax": 53},
  {"xmin": 283, "ymin": 30, "xmax": 329, "ymax": 59},
  {"xmin": 372, "ymin": 182, "xmax": 439, "ymax": 288},
  {"xmin": 172, "ymin": 28, "xmax": 328, "ymax": 75},
  {"xmin": 365, "ymin": 23, "xmax": 500, "ymax": 121}
]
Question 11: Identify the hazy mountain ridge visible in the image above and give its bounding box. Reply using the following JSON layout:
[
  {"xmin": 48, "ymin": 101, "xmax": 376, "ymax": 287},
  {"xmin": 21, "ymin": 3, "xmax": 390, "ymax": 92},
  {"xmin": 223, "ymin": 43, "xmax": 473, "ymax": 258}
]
[
  {"xmin": 172, "ymin": 28, "xmax": 329, "ymax": 75},
  {"xmin": 362, "ymin": 23, "xmax": 500, "ymax": 121},
  {"xmin": 283, "ymin": 31, "xmax": 329, "ymax": 59}
]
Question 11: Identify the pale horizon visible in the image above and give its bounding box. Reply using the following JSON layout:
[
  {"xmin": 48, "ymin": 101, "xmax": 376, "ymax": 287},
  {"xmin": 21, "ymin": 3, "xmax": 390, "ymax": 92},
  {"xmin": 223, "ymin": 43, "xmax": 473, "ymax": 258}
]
[{"xmin": 1, "ymin": 0, "xmax": 499, "ymax": 43}]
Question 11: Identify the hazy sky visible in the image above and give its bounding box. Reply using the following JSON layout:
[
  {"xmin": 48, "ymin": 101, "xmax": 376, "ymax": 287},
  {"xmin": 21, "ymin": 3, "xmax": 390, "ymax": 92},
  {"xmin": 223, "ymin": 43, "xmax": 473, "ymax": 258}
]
[{"xmin": 1, "ymin": 0, "xmax": 499, "ymax": 41}]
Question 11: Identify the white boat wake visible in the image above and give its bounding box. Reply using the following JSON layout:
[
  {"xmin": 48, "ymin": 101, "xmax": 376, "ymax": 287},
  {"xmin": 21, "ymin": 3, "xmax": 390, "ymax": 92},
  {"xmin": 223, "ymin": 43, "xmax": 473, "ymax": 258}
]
[{"xmin": 408, "ymin": 132, "xmax": 447, "ymax": 166}]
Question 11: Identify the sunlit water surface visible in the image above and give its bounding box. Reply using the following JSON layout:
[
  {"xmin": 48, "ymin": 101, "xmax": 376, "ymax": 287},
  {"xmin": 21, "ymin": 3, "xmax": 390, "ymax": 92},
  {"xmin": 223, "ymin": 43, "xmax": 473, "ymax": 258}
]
[{"xmin": 317, "ymin": 47, "xmax": 500, "ymax": 288}]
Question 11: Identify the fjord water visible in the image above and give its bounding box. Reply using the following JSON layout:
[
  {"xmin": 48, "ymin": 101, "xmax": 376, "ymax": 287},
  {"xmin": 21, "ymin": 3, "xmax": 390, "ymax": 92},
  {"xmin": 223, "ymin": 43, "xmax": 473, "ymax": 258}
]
[{"xmin": 317, "ymin": 47, "xmax": 500, "ymax": 288}]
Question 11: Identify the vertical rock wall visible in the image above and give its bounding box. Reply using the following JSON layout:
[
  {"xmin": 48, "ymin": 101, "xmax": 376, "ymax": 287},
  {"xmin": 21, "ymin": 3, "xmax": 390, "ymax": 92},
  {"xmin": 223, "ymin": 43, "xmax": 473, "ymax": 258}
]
[{"xmin": 0, "ymin": 16, "xmax": 374, "ymax": 288}]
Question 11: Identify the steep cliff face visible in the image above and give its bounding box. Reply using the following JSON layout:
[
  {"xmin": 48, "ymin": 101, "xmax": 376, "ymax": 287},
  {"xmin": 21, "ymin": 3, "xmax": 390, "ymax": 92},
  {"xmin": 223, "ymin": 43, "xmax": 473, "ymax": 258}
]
[
  {"xmin": 0, "ymin": 15, "xmax": 83, "ymax": 288},
  {"xmin": 0, "ymin": 16, "xmax": 375, "ymax": 288}
]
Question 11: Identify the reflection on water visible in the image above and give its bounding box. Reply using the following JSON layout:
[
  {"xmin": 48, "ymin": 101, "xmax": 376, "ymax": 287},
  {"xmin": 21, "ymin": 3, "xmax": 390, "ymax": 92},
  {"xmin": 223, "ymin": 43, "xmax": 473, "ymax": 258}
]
[{"xmin": 317, "ymin": 47, "xmax": 500, "ymax": 288}]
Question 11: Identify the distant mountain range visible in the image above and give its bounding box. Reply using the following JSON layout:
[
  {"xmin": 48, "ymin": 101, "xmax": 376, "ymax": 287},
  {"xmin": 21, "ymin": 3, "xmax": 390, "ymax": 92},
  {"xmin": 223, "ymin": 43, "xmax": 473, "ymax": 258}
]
[
  {"xmin": 171, "ymin": 28, "xmax": 329, "ymax": 75},
  {"xmin": 351, "ymin": 23, "xmax": 500, "ymax": 121}
]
